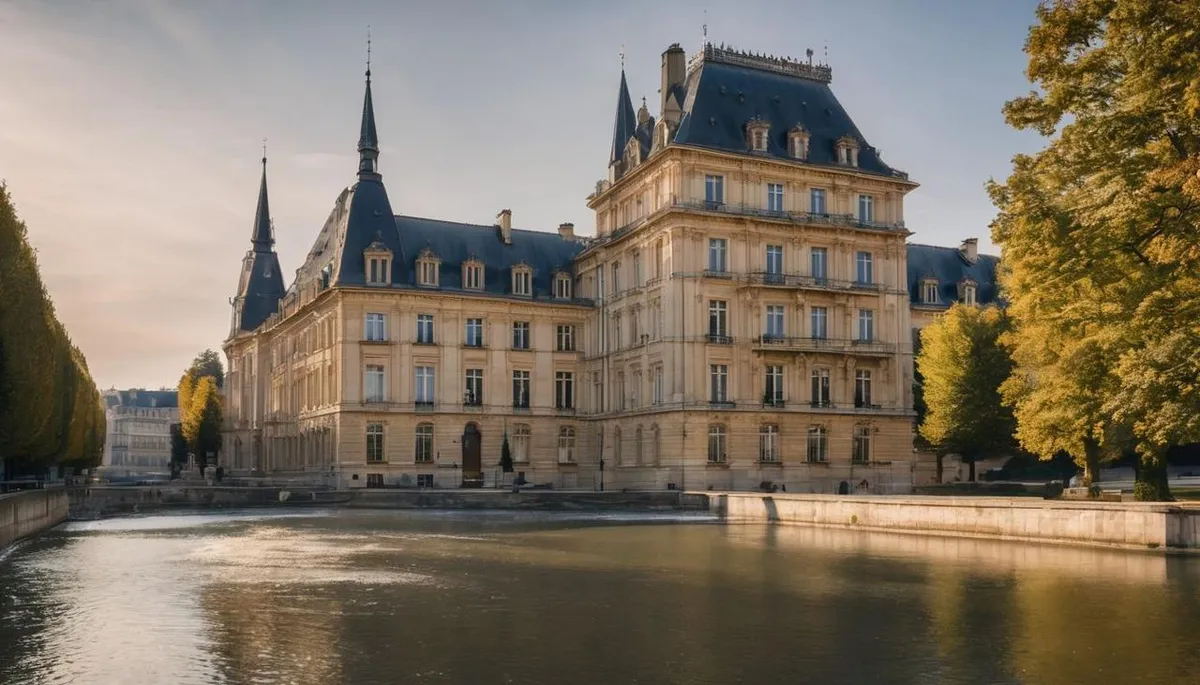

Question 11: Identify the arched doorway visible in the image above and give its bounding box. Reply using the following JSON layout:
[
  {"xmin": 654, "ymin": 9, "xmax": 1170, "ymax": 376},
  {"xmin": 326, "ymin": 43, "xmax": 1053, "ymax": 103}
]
[{"xmin": 461, "ymin": 423, "xmax": 482, "ymax": 488}]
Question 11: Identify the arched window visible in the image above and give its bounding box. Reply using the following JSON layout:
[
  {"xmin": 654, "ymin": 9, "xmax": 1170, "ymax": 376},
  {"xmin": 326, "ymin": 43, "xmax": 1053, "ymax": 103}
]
[
  {"xmin": 414, "ymin": 423, "xmax": 434, "ymax": 463},
  {"xmin": 557, "ymin": 426, "xmax": 576, "ymax": 463}
]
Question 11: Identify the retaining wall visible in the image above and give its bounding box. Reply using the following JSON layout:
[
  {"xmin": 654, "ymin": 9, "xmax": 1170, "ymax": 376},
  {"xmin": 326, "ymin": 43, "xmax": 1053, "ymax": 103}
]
[
  {"xmin": 1, "ymin": 488, "xmax": 69, "ymax": 549},
  {"xmin": 704, "ymin": 492, "xmax": 1200, "ymax": 550}
]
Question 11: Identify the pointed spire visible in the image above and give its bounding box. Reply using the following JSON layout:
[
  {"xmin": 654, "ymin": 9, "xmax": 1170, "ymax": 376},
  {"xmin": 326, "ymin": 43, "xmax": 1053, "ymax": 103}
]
[
  {"xmin": 251, "ymin": 146, "xmax": 273, "ymax": 251},
  {"xmin": 609, "ymin": 68, "xmax": 636, "ymax": 165},
  {"xmin": 358, "ymin": 28, "xmax": 380, "ymax": 178}
]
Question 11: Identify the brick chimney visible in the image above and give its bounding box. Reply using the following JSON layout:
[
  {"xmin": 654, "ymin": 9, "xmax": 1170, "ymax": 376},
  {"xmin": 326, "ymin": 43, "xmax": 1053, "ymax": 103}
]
[
  {"xmin": 497, "ymin": 209, "xmax": 512, "ymax": 245},
  {"xmin": 558, "ymin": 222, "xmax": 575, "ymax": 239},
  {"xmin": 960, "ymin": 238, "xmax": 978, "ymax": 264}
]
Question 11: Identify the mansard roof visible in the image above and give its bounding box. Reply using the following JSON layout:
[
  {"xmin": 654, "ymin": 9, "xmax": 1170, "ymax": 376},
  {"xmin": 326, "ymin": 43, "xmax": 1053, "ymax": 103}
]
[
  {"xmin": 906, "ymin": 244, "xmax": 1000, "ymax": 307},
  {"xmin": 105, "ymin": 389, "xmax": 179, "ymax": 409}
]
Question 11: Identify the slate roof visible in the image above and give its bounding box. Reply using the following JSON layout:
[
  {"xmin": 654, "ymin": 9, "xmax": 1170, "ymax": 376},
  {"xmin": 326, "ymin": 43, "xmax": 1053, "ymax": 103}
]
[
  {"xmin": 106, "ymin": 390, "xmax": 179, "ymax": 409},
  {"xmin": 610, "ymin": 70, "xmax": 636, "ymax": 165},
  {"xmin": 233, "ymin": 159, "xmax": 286, "ymax": 333},
  {"xmin": 907, "ymin": 244, "xmax": 1000, "ymax": 307}
]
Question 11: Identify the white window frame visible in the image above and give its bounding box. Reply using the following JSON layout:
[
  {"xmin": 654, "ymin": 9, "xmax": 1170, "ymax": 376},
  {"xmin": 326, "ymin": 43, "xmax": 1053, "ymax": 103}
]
[
  {"xmin": 414, "ymin": 423, "xmax": 434, "ymax": 463},
  {"xmin": 512, "ymin": 268, "xmax": 532, "ymax": 296},
  {"xmin": 759, "ymin": 424, "xmax": 779, "ymax": 463},
  {"xmin": 709, "ymin": 364, "xmax": 728, "ymax": 403},
  {"xmin": 512, "ymin": 321, "xmax": 531, "ymax": 350},
  {"xmin": 855, "ymin": 369, "xmax": 873, "ymax": 408},
  {"xmin": 765, "ymin": 305, "xmax": 785, "ymax": 339},
  {"xmin": 807, "ymin": 426, "xmax": 827, "ymax": 463},
  {"xmin": 811, "ymin": 368, "xmax": 830, "ymax": 407},
  {"xmin": 558, "ymin": 426, "xmax": 576, "ymax": 463},
  {"xmin": 465, "ymin": 318, "xmax": 484, "ymax": 347},
  {"xmin": 555, "ymin": 371, "xmax": 574, "ymax": 409},
  {"xmin": 366, "ymin": 423, "xmax": 385, "ymax": 462},
  {"xmin": 811, "ymin": 307, "xmax": 828, "ymax": 340},
  {"xmin": 464, "ymin": 369, "xmax": 483, "ymax": 406},
  {"xmin": 415, "ymin": 366, "xmax": 435, "ymax": 405},
  {"xmin": 707, "ymin": 424, "xmax": 727, "ymax": 464},
  {"xmin": 705, "ymin": 174, "xmax": 724, "ymax": 206},
  {"xmin": 767, "ymin": 183, "xmax": 784, "ymax": 213},
  {"xmin": 365, "ymin": 365, "xmax": 386, "ymax": 403},
  {"xmin": 512, "ymin": 424, "xmax": 531, "ymax": 462},
  {"xmin": 856, "ymin": 251, "xmax": 874, "ymax": 285},
  {"xmin": 364, "ymin": 313, "xmax": 386, "ymax": 342},
  {"xmin": 708, "ymin": 238, "xmax": 728, "ymax": 273},
  {"xmin": 556, "ymin": 324, "xmax": 575, "ymax": 352},
  {"xmin": 853, "ymin": 426, "xmax": 872, "ymax": 463},
  {"xmin": 810, "ymin": 188, "xmax": 826, "ymax": 215},
  {"xmin": 463, "ymin": 262, "xmax": 484, "ymax": 290},
  {"xmin": 857, "ymin": 194, "xmax": 874, "ymax": 223},
  {"xmin": 416, "ymin": 314, "xmax": 434, "ymax": 344},
  {"xmin": 857, "ymin": 309, "xmax": 875, "ymax": 342}
]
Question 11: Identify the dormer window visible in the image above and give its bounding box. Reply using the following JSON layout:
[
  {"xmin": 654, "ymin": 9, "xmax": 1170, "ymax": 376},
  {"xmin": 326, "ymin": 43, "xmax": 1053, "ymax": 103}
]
[
  {"xmin": 512, "ymin": 264, "xmax": 532, "ymax": 297},
  {"xmin": 363, "ymin": 233, "xmax": 393, "ymax": 286},
  {"xmin": 921, "ymin": 278, "xmax": 939, "ymax": 305},
  {"xmin": 624, "ymin": 137, "xmax": 642, "ymax": 169},
  {"xmin": 836, "ymin": 136, "xmax": 860, "ymax": 167},
  {"xmin": 416, "ymin": 248, "xmax": 440, "ymax": 287},
  {"xmin": 958, "ymin": 279, "xmax": 978, "ymax": 306},
  {"xmin": 746, "ymin": 117, "xmax": 770, "ymax": 152},
  {"xmin": 788, "ymin": 124, "xmax": 810, "ymax": 160},
  {"xmin": 554, "ymin": 272, "xmax": 573, "ymax": 299},
  {"xmin": 460, "ymin": 259, "xmax": 484, "ymax": 291}
]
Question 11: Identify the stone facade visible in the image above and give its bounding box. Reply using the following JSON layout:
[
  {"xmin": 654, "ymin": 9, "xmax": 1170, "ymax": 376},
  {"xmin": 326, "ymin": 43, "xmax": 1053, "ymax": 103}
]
[{"xmin": 100, "ymin": 389, "xmax": 178, "ymax": 479}]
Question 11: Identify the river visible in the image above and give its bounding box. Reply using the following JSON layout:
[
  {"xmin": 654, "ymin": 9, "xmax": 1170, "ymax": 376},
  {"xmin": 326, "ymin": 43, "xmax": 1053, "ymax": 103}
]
[{"xmin": 2, "ymin": 509, "xmax": 1199, "ymax": 684}]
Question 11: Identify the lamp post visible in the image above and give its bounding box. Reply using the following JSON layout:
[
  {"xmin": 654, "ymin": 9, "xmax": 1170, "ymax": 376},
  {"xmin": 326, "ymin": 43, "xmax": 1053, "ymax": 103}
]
[{"xmin": 599, "ymin": 458, "xmax": 605, "ymax": 492}]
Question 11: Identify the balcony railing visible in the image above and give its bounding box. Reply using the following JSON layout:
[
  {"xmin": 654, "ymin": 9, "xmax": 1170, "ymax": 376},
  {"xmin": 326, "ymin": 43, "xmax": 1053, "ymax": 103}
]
[
  {"xmin": 741, "ymin": 271, "xmax": 887, "ymax": 294},
  {"xmin": 753, "ymin": 336, "xmax": 896, "ymax": 355},
  {"xmin": 672, "ymin": 199, "xmax": 907, "ymax": 232}
]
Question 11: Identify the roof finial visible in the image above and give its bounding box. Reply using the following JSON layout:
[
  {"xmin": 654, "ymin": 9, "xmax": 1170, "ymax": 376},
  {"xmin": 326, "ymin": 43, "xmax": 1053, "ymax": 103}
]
[
  {"xmin": 702, "ymin": 9, "xmax": 708, "ymax": 46},
  {"xmin": 261, "ymin": 137, "xmax": 267, "ymax": 166},
  {"xmin": 619, "ymin": 44, "xmax": 625, "ymax": 70},
  {"xmin": 823, "ymin": 41, "xmax": 828, "ymax": 63},
  {"xmin": 366, "ymin": 25, "xmax": 372, "ymax": 77}
]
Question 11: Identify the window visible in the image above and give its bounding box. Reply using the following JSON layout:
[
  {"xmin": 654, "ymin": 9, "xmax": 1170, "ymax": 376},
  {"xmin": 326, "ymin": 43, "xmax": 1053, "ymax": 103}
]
[
  {"xmin": 611, "ymin": 262, "xmax": 621, "ymax": 294},
  {"xmin": 858, "ymin": 195, "xmax": 874, "ymax": 223},
  {"xmin": 853, "ymin": 426, "xmax": 872, "ymax": 463},
  {"xmin": 752, "ymin": 129, "xmax": 768, "ymax": 151},
  {"xmin": 415, "ymin": 366, "xmax": 435, "ymax": 406},
  {"xmin": 811, "ymin": 368, "xmax": 831, "ymax": 407},
  {"xmin": 633, "ymin": 252, "xmax": 643, "ymax": 288},
  {"xmin": 554, "ymin": 273, "xmax": 572, "ymax": 299},
  {"xmin": 767, "ymin": 183, "xmax": 784, "ymax": 213},
  {"xmin": 765, "ymin": 365, "xmax": 784, "ymax": 405},
  {"xmin": 855, "ymin": 370, "xmax": 873, "ymax": 408},
  {"xmin": 807, "ymin": 426, "xmax": 827, "ymax": 463},
  {"xmin": 616, "ymin": 372, "xmax": 627, "ymax": 410},
  {"xmin": 765, "ymin": 244, "xmax": 784, "ymax": 277},
  {"xmin": 649, "ymin": 425, "xmax": 660, "ymax": 465},
  {"xmin": 512, "ymin": 370, "xmax": 530, "ymax": 408},
  {"xmin": 765, "ymin": 305, "xmax": 785, "ymax": 339},
  {"xmin": 366, "ymin": 254, "xmax": 391, "ymax": 285},
  {"xmin": 790, "ymin": 128, "xmax": 810, "ymax": 159},
  {"xmin": 555, "ymin": 371, "xmax": 574, "ymax": 410},
  {"xmin": 512, "ymin": 321, "xmax": 530, "ymax": 350},
  {"xmin": 810, "ymin": 247, "xmax": 828, "ymax": 282},
  {"xmin": 707, "ymin": 424, "xmax": 727, "ymax": 463},
  {"xmin": 592, "ymin": 372, "xmax": 603, "ymax": 412},
  {"xmin": 964, "ymin": 284, "xmax": 977, "ymax": 305},
  {"xmin": 760, "ymin": 424, "xmax": 779, "ymax": 463},
  {"xmin": 414, "ymin": 423, "xmax": 433, "ymax": 463},
  {"xmin": 709, "ymin": 364, "xmax": 728, "ymax": 403},
  {"xmin": 708, "ymin": 238, "xmax": 728, "ymax": 273},
  {"xmin": 635, "ymin": 425, "xmax": 644, "ymax": 464},
  {"xmin": 365, "ymin": 365, "xmax": 385, "ymax": 403},
  {"xmin": 465, "ymin": 318, "xmax": 484, "ymax": 347},
  {"xmin": 614, "ymin": 314, "xmax": 623, "ymax": 349},
  {"xmin": 463, "ymin": 261, "xmax": 484, "ymax": 290},
  {"xmin": 856, "ymin": 251, "xmax": 874, "ymax": 285},
  {"xmin": 366, "ymin": 473, "xmax": 384, "ymax": 487},
  {"xmin": 810, "ymin": 188, "xmax": 827, "ymax": 215},
  {"xmin": 631, "ymin": 371, "xmax": 642, "ymax": 408},
  {"xmin": 558, "ymin": 426, "xmax": 576, "ymax": 463},
  {"xmin": 416, "ymin": 314, "xmax": 434, "ymax": 344},
  {"xmin": 416, "ymin": 474, "xmax": 434, "ymax": 488},
  {"xmin": 922, "ymin": 280, "xmax": 939, "ymax": 304},
  {"xmin": 512, "ymin": 268, "xmax": 532, "ymax": 296},
  {"xmin": 811, "ymin": 307, "xmax": 828, "ymax": 340},
  {"xmin": 364, "ymin": 313, "xmax": 386, "ymax": 342},
  {"xmin": 512, "ymin": 424, "xmax": 531, "ymax": 462},
  {"xmin": 652, "ymin": 366, "xmax": 663, "ymax": 406},
  {"xmin": 630, "ymin": 309, "xmax": 640, "ymax": 344},
  {"xmin": 556, "ymin": 325, "xmax": 575, "ymax": 352},
  {"xmin": 418, "ymin": 258, "xmax": 439, "ymax": 286},
  {"xmin": 614, "ymin": 426, "xmax": 624, "ymax": 465},
  {"xmin": 464, "ymin": 369, "xmax": 483, "ymax": 406},
  {"xmin": 366, "ymin": 423, "xmax": 384, "ymax": 462},
  {"xmin": 705, "ymin": 174, "xmax": 724, "ymax": 207},
  {"xmin": 654, "ymin": 239, "xmax": 664, "ymax": 279},
  {"xmin": 708, "ymin": 300, "xmax": 729, "ymax": 342},
  {"xmin": 857, "ymin": 309, "xmax": 875, "ymax": 342}
]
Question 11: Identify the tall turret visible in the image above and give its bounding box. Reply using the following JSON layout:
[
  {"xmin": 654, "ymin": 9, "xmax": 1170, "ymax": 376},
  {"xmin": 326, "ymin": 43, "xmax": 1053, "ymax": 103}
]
[{"xmin": 229, "ymin": 154, "xmax": 286, "ymax": 336}]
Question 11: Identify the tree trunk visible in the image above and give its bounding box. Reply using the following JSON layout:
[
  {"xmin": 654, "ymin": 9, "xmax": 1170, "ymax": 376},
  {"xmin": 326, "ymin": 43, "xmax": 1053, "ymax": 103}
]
[
  {"xmin": 967, "ymin": 457, "xmax": 976, "ymax": 482},
  {"xmin": 1082, "ymin": 438, "xmax": 1102, "ymax": 487},
  {"xmin": 1134, "ymin": 449, "xmax": 1172, "ymax": 502},
  {"xmin": 935, "ymin": 454, "xmax": 944, "ymax": 484}
]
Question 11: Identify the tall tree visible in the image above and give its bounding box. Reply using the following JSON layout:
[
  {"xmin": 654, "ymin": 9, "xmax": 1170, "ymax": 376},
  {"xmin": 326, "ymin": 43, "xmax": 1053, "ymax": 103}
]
[
  {"xmin": 190, "ymin": 349, "xmax": 225, "ymax": 390},
  {"xmin": 990, "ymin": 0, "xmax": 1200, "ymax": 499},
  {"xmin": 182, "ymin": 376, "xmax": 222, "ymax": 472},
  {"xmin": 917, "ymin": 305, "xmax": 1017, "ymax": 481}
]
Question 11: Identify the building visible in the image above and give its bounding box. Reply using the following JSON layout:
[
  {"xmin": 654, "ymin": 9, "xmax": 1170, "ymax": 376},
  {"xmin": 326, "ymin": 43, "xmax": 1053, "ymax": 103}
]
[
  {"xmin": 222, "ymin": 41, "xmax": 997, "ymax": 493},
  {"xmin": 100, "ymin": 389, "xmax": 179, "ymax": 479}
]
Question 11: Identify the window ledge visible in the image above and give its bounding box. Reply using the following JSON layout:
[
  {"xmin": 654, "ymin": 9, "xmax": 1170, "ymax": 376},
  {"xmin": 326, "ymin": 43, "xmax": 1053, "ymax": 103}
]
[
  {"xmin": 705, "ymin": 461, "xmax": 729, "ymax": 469},
  {"xmin": 361, "ymin": 339, "xmax": 391, "ymax": 345},
  {"xmin": 758, "ymin": 460, "xmax": 783, "ymax": 467},
  {"xmin": 804, "ymin": 460, "xmax": 830, "ymax": 467}
]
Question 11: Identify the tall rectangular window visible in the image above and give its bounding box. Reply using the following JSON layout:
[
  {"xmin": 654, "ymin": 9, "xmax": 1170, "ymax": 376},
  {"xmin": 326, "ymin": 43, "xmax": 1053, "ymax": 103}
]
[
  {"xmin": 416, "ymin": 314, "xmax": 434, "ymax": 344},
  {"xmin": 759, "ymin": 424, "xmax": 779, "ymax": 463},
  {"xmin": 811, "ymin": 368, "xmax": 830, "ymax": 407},
  {"xmin": 555, "ymin": 371, "xmax": 574, "ymax": 409},
  {"xmin": 463, "ymin": 263, "xmax": 483, "ymax": 290},
  {"xmin": 654, "ymin": 239, "xmax": 664, "ymax": 279},
  {"xmin": 811, "ymin": 307, "xmax": 828, "ymax": 340},
  {"xmin": 765, "ymin": 365, "xmax": 784, "ymax": 404},
  {"xmin": 415, "ymin": 366, "xmax": 435, "ymax": 405},
  {"xmin": 855, "ymin": 369, "xmax": 873, "ymax": 408},
  {"xmin": 414, "ymin": 423, "xmax": 433, "ymax": 463},
  {"xmin": 653, "ymin": 366, "xmax": 664, "ymax": 406},
  {"xmin": 366, "ymin": 423, "xmax": 384, "ymax": 462},
  {"xmin": 765, "ymin": 244, "xmax": 784, "ymax": 276},
  {"xmin": 708, "ymin": 238, "xmax": 728, "ymax": 273},
  {"xmin": 512, "ymin": 270, "xmax": 531, "ymax": 296},
  {"xmin": 512, "ymin": 370, "xmax": 530, "ymax": 408},
  {"xmin": 512, "ymin": 321, "xmax": 530, "ymax": 350},
  {"xmin": 858, "ymin": 194, "xmax": 874, "ymax": 223},
  {"xmin": 464, "ymin": 369, "xmax": 483, "ymax": 406},
  {"xmin": 465, "ymin": 318, "xmax": 484, "ymax": 347},
  {"xmin": 709, "ymin": 364, "xmax": 728, "ymax": 403},
  {"xmin": 556, "ymin": 325, "xmax": 575, "ymax": 351},
  {"xmin": 705, "ymin": 174, "xmax": 725, "ymax": 206},
  {"xmin": 364, "ymin": 365, "xmax": 385, "ymax": 403},
  {"xmin": 708, "ymin": 424, "xmax": 727, "ymax": 463},
  {"xmin": 364, "ymin": 313, "xmax": 386, "ymax": 342},
  {"xmin": 611, "ymin": 262, "xmax": 621, "ymax": 294},
  {"xmin": 765, "ymin": 305, "xmax": 785, "ymax": 339},
  {"xmin": 633, "ymin": 252, "xmax": 643, "ymax": 287},
  {"xmin": 807, "ymin": 426, "xmax": 827, "ymax": 463},
  {"xmin": 767, "ymin": 183, "xmax": 784, "ymax": 213},
  {"xmin": 810, "ymin": 188, "xmax": 827, "ymax": 214},
  {"xmin": 810, "ymin": 247, "xmax": 828, "ymax": 282},
  {"xmin": 554, "ymin": 274, "xmax": 572, "ymax": 299},
  {"xmin": 857, "ymin": 309, "xmax": 875, "ymax": 341},
  {"xmin": 853, "ymin": 426, "xmax": 872, "ymax": 463},
  {"xmin": 856, "ymin": 251, "xmax": 874, "ymax": 285},
  {"xmin": 708, "ymin": 300, "xmax": 728, "ymax": 340}
]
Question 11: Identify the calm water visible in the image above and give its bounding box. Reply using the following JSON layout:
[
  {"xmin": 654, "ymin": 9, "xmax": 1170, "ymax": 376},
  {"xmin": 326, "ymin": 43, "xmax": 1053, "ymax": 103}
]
[{"xmin": 3, "ymin": 510, "xmax": 1200, "ymax": 685}]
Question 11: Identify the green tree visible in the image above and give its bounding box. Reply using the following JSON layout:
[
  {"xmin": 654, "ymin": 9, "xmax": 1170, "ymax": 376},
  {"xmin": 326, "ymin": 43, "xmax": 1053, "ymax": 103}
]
[
  {"xmin": 182, "ymin": 376, "xmax": 222, "ymax": 473},
  {"xmin": 990, "ymin": 0, "xmax": 1200, "ymax": 499},
  {"xmin": 499, "ymin": 432, "xmax": 513, "ymax": 474},
  {"xmin": 917, "ymin": 305, "xmax": 1017, "ymax": 481}
]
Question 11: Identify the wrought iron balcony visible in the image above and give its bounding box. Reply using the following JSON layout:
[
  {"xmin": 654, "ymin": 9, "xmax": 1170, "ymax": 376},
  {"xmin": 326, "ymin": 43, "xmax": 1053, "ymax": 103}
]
[
  {"xmin": 671, "ymin": 199, "xmax": 907, "ymax": 232},
  {"xmin": 753, "ymin": 336, "xmax": 896, "ymax": 356},
  {"xmin": 741, "ymin": 271, "xmax": 887, "ymax": 294}
]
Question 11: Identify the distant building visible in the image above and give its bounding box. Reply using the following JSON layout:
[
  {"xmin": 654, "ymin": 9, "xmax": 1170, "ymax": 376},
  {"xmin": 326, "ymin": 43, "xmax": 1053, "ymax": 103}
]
[{"xmin": 101, "ymin": 389, "xmax": 179, "ymax": 479}]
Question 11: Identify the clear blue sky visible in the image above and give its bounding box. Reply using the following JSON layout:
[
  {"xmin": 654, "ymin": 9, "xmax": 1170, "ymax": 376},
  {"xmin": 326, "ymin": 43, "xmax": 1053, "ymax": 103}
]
[{"xmin": 0, "ymin": 0, "xmax": 1045, "ymax": 389}]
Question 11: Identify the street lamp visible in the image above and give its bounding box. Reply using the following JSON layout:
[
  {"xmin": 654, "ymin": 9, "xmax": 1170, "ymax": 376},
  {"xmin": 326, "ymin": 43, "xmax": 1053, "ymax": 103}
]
[{"xmin": 599, "ymin": 458, "xmax": 605, "ymax": 492}]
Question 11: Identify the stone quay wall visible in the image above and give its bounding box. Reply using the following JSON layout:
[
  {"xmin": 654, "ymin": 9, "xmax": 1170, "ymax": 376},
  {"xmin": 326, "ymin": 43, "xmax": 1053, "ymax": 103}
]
[
  {"xmin": 703, "ymin": 492, "xmax": 1200, "ymax": 551},
  {"xmin": 1, "ymin": 488, "xmax": 69, "ymax": 549}
]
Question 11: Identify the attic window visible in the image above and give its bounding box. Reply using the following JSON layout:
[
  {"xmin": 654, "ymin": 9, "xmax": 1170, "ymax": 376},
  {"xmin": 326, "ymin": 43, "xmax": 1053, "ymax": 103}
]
[
  {"xmin": 363, "ymin": 235, "xmax": 393, "ymax": 286},
  {"xmin": 512, "ymin": 264, "xmax": 533, "ymax": 297},
  {"xmin": 958, "ymin": 279, "xmax": 978, "ymax": 306},
  {"xmin": 921, "ymin": 279, "xmax": 939, "ymax": 305},
  {"xmin": 836, "ymin": 136, "xmax": 860, "ymax": 167},
  {"xmin": 624, "ymin": 136, "xmax": 642, "ymax": 169},
  {"xmin": 554, "ymin": 272, "xmax": 573, "ymax": 299},
  {"xmin": 789, "ymin": 125, "xmax": 810, "ymax": 160},
  {"xmin": 416, "ymin": 249, "xmax": 440, "ymax": 287},
  {"xmin": 462, "ymin": 259, "xmax": 484, "ymax": 291},
  {"xmin": 746, "ymin": 117, "xmax": 770, "ymax": 152}
]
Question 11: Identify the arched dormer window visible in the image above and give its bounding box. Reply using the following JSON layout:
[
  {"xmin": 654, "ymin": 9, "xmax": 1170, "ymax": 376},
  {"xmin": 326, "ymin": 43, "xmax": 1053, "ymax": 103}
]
[
  {"xmin": 511, "ymin": 263, "xmax": 533, "ymax": 297},
  {"xmin": 836, "ymin": 135, "xmax": 860, "ymax": 167},
  {"xmin": 788, "ymin": 124, "xmax": 810, "ymax": 160},
  {"xmin": 921, "ymin": 278, "xmax": 939, "ymax": 305},
  {"xmin": 416, "ymin": 248, "xmax": 440, "ymax": 287},
  {"xmin": 554, "ymin": 271, "xmax": 573, "ymax": 299},
  {"xmin": 624, "ymin": 136, "xmax": 642, "ymax": 170},
  {"xmin": 652, "ymin": 119, "xmax": 671, "ymax": 152},
  {"xmin": 746, "ymin": 116, "xmax": 770, "ymax": 152},
  {"xmin": 462, "ymin": 257, "xmax": 484, "ymax": 291},
  {"xmin": 363, "ymin": 232, "xmax": 392, "ymax": 286},
  {"xmin": 958, "ymin": 278, "xmax": 978, "ymax": 306}
]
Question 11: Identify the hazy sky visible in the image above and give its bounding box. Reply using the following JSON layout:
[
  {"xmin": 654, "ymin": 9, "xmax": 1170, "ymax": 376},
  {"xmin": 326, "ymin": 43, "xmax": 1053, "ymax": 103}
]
[{"xmin": 0, "ymin": 0, "xmax": 1044, "ymax": 390}]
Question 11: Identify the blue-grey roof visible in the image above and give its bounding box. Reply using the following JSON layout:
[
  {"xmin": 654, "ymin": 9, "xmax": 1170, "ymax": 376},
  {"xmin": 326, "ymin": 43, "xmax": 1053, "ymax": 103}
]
[
  {"xmin": 907, "ymin": 244, "xmax": 1000, "ymax": 307},
  {"xmin": 107, "ymin": 390, "xmax": 178, "ymax": 409},
  {"xmin": 610, "ymin": 70, "xmax": 636, "ymax": 164},
  {"xmin": 332, "ymin": 177, "xmax": 404, "ymax": 286},
  {"xmin": 250, "ymin": 158, "xmax": 273, "ymax": 250},
  {"xmin": 396, "ymin": 216, "xmax": 585, "ymax": 298},
  {"xmin": 358, "ymin": 71, "xmax": 378, "ymax": 153},
  {"xmin": 233, "ymin": 157, "xmax": 286, "ymax": 333},
  {"xmin": 672, "ymin": 60, "xmax": 897, "ymax": 176}
]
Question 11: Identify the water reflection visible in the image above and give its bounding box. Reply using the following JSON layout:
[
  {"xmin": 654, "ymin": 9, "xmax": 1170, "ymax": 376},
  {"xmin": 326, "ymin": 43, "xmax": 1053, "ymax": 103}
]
[{"xmin": 2, "ymin": 509, "xmax": 1200, "ymax": 685}]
